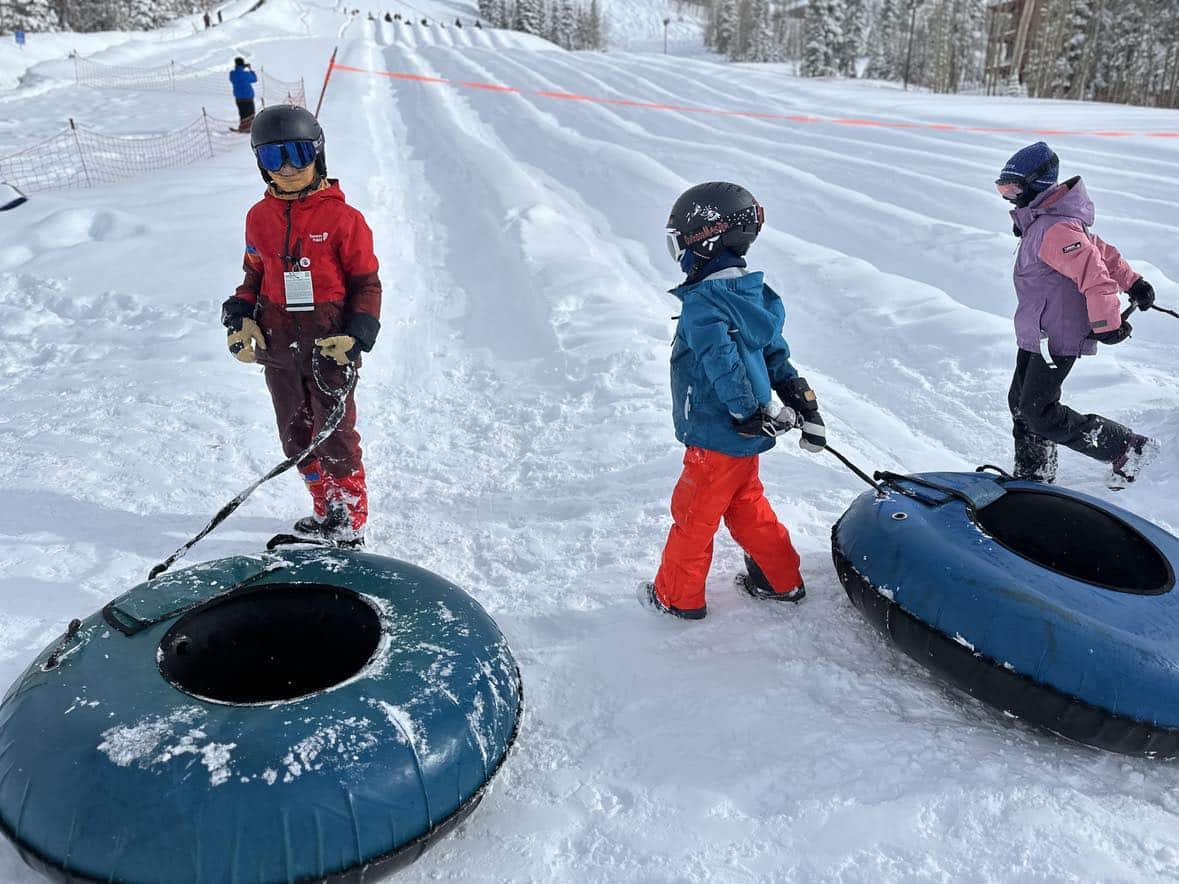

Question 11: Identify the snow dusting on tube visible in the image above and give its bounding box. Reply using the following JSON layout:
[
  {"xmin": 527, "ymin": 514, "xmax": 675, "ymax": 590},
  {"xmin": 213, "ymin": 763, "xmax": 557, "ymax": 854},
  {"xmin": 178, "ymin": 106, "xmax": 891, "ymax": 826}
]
[
  {"xmin": 832, "ymin": 470, "xmax": 1179, "ymax": 757},
  {"xmin": 0, "ymin": 549, "xmax": 523, "ymax": 883}
]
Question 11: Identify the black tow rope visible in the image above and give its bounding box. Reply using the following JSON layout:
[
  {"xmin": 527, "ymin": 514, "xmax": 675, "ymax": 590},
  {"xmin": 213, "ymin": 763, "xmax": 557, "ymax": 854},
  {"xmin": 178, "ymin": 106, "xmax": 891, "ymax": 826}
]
[
  {"xmin": 1149, "ymin": 303, "xmax": 1179, "ymax": 320},
  {"xmin": 148, "ymin": 354, "xmax": 356, "ymax": 580},
  {"xmin": 823, "ymin": 443, "xmax": 886, "ymax": 497}
]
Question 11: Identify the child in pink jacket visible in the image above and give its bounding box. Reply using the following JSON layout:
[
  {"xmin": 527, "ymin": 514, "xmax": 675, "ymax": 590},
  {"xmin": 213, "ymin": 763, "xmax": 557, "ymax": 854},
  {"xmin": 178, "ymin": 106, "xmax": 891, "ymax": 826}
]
[{"xmin": 996, "ymin": 142, "xmax": 1157, "ymax": 487}]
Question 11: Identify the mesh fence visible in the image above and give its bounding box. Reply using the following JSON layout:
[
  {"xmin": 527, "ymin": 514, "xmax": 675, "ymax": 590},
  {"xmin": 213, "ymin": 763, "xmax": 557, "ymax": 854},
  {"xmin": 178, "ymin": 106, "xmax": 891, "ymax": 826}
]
[
  {"xmin": 72, "ymin": 54, "xmax": 307, "ymax": 107},
  {"xmin": 0, "ymin": 113, "xmax": 244, "ymax": 193}
]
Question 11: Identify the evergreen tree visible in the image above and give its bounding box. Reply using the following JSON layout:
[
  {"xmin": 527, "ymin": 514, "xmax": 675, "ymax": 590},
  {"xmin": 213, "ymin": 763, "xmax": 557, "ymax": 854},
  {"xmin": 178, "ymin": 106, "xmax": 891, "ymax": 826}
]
[
  {"xmin": 1093, "ymin": 0, "xmax": 1143, "ymax": 104},
  {"xmin": 707, "ymin": 0, "xmax": 738, "ymax": 56},
  {"xmin": 839, "ymin": 0, "xmax": 866, "ymax": 76},
  {"xmin": 1052, "ymin": 0, "xmax": 1092, "ymax": 98},
  {"xmin": 555, "ymin": 0, "xmax": 576, "ymax": 48},
  {"xmin": 2, "ymin": 0, "xmax": 201, "ymax": 32},
  {"xmin": 477, "ymin": 0, "xmax": 498, "ymax": 28},
  {"xmin": 544, "ymin": 0, "xmax": 559, "ymax": 44},
  {"xmin": 514, "ymin": 0, "xmax": 544, "ymax": 36},
  {"xmin": 740, "ymin": 0, "xmax": 778, "ymax": 62},
  {"xmin": 495, "ymin": 0, "xmax": 512, "ymax": 29},
  {"xmin": 1, "ymin": 0, "xmax": 60, "ymax": 30},
  {"xmin": 575, "ymin": 0, "xmax": 602, "ymax": 49},
  {"xmin": 119, "ymin": 0, "xmax": 169, "ymax": 30},
  {"xmin": 801, "ymin": 0, "xmax": 845, "ymax": 77},
  {"xmin": 732, "ymin": 0, "xmax": 753, "ymax": 60},
  {"xmin": 865, "ymin": 0, "xmax": 898, "ymax": 79}
]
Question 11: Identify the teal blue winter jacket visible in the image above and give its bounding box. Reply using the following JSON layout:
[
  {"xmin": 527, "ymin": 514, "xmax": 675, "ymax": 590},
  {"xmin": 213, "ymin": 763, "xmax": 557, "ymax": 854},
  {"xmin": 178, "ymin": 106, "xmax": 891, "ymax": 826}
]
[{"xmin": 669, "ymin": 268, "xmax": 798, "ymax": 457}]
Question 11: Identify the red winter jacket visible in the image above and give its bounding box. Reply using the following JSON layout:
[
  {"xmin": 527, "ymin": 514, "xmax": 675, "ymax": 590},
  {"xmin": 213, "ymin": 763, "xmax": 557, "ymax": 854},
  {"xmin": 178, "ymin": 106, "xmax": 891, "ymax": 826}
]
[{"xmin": 222, "ymin": 181, "xmax": 382, "ymax": 364}]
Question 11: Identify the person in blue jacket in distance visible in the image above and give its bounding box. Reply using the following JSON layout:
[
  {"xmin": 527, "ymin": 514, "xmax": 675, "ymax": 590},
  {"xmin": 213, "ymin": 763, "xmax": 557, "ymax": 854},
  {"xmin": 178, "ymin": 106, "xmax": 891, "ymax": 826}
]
[{"xmin": 230, "ymin": 57, "xmax": 258, "ymax": 133}]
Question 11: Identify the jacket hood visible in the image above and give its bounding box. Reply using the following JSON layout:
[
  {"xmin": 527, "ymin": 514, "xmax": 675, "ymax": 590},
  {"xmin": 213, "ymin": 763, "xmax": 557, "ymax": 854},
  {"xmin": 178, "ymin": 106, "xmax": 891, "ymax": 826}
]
[
  {"xmin": 675, "ymin": 270, "xmax": 781, "ymax": 350},
  {"xmin": 1011, "ymin": 176, "xmax": 1093, "ymax": 233}
]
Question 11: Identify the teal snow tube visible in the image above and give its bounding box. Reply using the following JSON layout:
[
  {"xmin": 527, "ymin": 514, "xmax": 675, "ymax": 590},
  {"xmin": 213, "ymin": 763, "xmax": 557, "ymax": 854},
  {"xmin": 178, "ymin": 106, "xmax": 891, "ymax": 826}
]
[{"xmin": 0, "ymin": 549, "xmax": 522, "ymax": 882}]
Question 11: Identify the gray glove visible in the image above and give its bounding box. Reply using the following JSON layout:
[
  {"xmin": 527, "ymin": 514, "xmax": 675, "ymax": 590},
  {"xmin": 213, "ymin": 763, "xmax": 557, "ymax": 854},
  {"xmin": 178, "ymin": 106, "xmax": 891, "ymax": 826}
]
[{"xmin": 733, "ymin": 405, "xmax": 798, "ymax": 438}]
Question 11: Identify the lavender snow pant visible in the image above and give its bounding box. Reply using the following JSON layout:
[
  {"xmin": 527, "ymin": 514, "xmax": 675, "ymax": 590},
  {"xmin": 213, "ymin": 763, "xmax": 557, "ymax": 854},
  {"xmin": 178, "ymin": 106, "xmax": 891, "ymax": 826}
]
[{"xmin": 1008, "ymin": 349, "xmax": 1133, "ymax": 482}]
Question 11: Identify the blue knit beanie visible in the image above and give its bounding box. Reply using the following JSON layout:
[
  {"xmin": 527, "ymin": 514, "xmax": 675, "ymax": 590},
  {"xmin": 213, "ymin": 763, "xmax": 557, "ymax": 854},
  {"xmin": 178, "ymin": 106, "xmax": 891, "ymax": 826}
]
[{"xmin": 996, "ymin": 141, "xmax": 1059, "ymax": 193}]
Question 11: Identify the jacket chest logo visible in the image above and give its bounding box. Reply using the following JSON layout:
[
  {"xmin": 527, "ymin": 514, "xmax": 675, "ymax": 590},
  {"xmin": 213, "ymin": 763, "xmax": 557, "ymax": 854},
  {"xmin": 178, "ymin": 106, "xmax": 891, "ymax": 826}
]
[{"xmin": 309, "ymin": 231, "xmax": 330, "ymax": 243}]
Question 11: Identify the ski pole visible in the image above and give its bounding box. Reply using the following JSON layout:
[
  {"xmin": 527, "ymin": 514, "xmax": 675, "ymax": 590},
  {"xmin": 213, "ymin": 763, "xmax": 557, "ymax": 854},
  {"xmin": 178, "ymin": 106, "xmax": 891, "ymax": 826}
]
[
  {"xmin": 823, "ymin": 443, "xmax": 886, "ymax": 497},
  {"xmin": 148, "ymin": 356, "xmax": 356, "ymax": 580}
]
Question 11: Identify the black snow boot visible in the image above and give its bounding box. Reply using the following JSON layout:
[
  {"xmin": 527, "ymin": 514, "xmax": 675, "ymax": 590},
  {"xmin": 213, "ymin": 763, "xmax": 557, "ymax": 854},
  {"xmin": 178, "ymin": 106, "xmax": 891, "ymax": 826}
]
[
  {"xmin": 636, "ymin": 581, "xmax": 706, "ymax": 620},
  {"xmin": 293, "ymin": 502, "xmax": 364, "ymax": 547},
  {"xmin": 737, "ymin": 554, "xmax": 805, "ymax": 603},
  {"xmin": 1109, "ymin": 435, "xmax": 1160, "ymax": 490},
  {"xmin": 1013, "ymin": 432, "xmax": 1058, "ymax": 483}
]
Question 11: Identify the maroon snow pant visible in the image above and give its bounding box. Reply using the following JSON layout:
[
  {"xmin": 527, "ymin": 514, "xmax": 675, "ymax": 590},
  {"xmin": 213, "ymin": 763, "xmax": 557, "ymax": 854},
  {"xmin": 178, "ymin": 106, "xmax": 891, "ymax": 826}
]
[
  {"xmin": 262, "ymin": 357, "xmax": 361, "ymax": 478},
  {"xmin": 256, "ymin": 299, "xmax": 367, "ymax": 528}
]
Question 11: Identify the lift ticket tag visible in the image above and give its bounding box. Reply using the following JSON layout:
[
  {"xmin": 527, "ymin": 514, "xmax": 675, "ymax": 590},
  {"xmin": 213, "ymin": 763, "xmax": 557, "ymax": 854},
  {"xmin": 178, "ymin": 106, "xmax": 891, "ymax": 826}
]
[{"xmin": 283, "ymin": 271, "xmax": 315, "ymax": 312}]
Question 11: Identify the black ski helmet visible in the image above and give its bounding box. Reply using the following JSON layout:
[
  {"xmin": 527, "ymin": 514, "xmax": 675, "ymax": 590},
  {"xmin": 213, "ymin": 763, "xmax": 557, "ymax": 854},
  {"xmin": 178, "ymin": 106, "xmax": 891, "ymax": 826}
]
[
  {"xmin": 666, "ymin": 182, "xmax": 764, "ymax": 263},
  {"xmin": 249, "ymin": 104, "xmax": 326, "ymax": 183}
]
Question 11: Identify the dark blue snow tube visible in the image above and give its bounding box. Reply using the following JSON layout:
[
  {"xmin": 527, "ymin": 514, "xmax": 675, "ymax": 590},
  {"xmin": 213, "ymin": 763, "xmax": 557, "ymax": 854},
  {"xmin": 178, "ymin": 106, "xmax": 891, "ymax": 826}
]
[
  {"xmin": 832, "ymin": 469, "xmax": 1179, "ymax": 756},
  {"xmin": 0, "ymin": 549, "xmax": 522, "ymax": 882}
]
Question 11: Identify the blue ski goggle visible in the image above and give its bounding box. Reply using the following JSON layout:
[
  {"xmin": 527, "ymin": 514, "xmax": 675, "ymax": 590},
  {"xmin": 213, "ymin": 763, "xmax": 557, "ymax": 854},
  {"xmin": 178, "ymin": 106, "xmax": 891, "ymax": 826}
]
[{"xmin": 254, "ymin": 140, "xmax": 318, "ymax": 172}]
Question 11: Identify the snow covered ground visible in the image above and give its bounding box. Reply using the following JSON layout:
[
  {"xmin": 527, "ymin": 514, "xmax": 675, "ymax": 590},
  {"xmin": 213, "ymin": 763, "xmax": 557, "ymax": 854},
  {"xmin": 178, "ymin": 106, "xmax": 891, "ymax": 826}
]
[{"xmin": 3, "ymin": 0, "xmax": 1179, "ymax": 880}]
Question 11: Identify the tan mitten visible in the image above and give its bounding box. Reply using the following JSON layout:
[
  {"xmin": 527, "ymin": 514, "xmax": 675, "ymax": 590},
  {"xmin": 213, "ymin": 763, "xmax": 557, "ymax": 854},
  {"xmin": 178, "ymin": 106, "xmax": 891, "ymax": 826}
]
[{"xmin": 227, "ymin": 318, "xmax": 267, "ymax": 363}]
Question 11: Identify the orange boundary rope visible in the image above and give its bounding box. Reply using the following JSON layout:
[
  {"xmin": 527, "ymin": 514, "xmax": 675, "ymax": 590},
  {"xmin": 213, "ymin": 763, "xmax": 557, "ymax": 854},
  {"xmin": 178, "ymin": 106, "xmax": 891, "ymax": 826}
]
[{"xmin": 328, "ymin": 61, "xmax": 1179, "ymax": 139}]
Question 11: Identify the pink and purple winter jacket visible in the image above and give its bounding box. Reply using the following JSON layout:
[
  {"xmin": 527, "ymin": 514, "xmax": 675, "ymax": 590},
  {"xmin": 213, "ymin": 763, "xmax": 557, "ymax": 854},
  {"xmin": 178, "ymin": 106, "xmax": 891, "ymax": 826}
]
[{"xmin": 1010, "ymin": 177, "xmax": 1140, "ymax": 357}]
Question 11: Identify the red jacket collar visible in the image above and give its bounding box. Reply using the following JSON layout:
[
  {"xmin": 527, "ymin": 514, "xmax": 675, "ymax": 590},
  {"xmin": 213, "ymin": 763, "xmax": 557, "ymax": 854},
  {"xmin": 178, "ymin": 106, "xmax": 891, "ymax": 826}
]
[{"xmin": 262, "ymin": 178, "xmax": 345, "ymax": 206}]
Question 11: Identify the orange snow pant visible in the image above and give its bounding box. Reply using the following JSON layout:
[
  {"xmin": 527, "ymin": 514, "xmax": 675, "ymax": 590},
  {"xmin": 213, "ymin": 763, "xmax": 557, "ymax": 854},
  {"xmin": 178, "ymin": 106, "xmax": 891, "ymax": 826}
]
[{"xmin": 655, "ymin": 447, "xmax": 802, "ymax": 611}]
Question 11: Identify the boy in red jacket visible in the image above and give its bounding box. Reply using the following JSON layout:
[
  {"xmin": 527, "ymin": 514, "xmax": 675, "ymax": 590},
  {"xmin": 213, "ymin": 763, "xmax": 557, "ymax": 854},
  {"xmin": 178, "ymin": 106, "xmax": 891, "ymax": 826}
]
[{"xmin": 220, "ymin": 105, "xmax": 382, "ymax": 544}]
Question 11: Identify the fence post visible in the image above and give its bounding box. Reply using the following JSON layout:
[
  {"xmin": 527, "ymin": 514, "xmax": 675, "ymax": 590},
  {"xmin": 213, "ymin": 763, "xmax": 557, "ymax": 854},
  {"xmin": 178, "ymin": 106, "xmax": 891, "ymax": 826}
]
[
  {"xmin": 169, "ymin": 61, "xmax": 176, "ymax": 91},
  {"xmin": 202, "ymin": 107, "xmax": 214, "ymax": 157},
  {"xmin": 69, "ymin": 118, "xmax": 92, "ymax": 188},
  {"xmin": 72, "ymin": 49, "xmax": 79, "ymax": 84}
]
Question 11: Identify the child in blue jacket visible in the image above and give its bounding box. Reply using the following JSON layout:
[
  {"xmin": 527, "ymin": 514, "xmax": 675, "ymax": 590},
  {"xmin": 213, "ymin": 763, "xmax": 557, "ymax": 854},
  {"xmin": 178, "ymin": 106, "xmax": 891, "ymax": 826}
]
[{"xmin": 640, "ymin": 182, "xmax": 827, "ymax": 620}]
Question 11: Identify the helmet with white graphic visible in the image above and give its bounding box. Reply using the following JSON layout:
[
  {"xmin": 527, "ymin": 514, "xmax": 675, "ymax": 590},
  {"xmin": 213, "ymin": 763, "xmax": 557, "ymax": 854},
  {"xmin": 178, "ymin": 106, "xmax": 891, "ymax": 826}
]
[{"xmin": 666, "ymin": 182, "xmax": 764, "ymax": 263}]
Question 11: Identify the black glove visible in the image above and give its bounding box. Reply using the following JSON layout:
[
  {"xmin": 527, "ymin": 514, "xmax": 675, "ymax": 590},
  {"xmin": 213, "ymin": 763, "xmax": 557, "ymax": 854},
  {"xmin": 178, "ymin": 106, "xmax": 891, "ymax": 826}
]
[
  {"xmin": 733, "ymin": 405, "xmax": 798, "ymax": 438},
  {"xmin": 221, "ymin": 296, "xmax": 255, "ymax": 332},
  {"xmin": 1089, "ymin": 322, "xmax": 1132, "ymax": 345},
  {"xmin": 1128, "ymin": 278, "xmax": 1155, "ymax": 311},
  {"xmin": 774, "ymin": 376, "xmax": 827, "ymax": 452}
]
